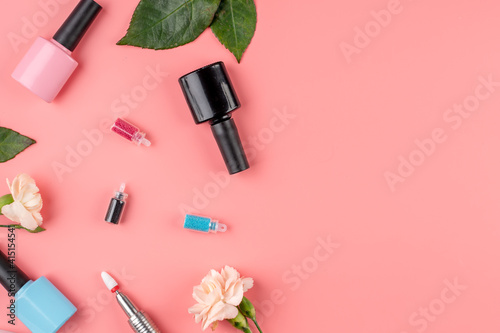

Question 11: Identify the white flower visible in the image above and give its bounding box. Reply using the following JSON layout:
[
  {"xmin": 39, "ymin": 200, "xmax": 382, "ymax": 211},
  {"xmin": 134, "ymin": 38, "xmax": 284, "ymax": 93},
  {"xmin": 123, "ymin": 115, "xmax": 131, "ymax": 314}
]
[
  {"xmin": 189, "ymin": 266, "xmax": 254, "ymax": 330},
  {"xmin": 1, "ymin": 174, "xmax": 43, "ymax": 230}
]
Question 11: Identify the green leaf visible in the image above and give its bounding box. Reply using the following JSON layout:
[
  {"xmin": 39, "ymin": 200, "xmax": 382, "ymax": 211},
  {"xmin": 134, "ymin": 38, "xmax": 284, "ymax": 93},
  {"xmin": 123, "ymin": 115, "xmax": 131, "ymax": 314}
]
[
  {"xmin": 0, "ymin": 224, "xmax": 45, "ymax": 233},
  {"xmin": 26, "ymin": 226, "xmax": 46, "ymax": 233},
  {"xmin": 0, "ymin": 194, "xmax": 14, "ymax": 215},
  {"xmin": 117, "ymin": 0, "xmax": 222, "ymax": 50},
  {"xmin": 211, "ymin": 0, "xmax": 257, "ymax": 62},
  {"xmin": 0, "ymin": 127, "xmax": 36, "ymax": 163}
]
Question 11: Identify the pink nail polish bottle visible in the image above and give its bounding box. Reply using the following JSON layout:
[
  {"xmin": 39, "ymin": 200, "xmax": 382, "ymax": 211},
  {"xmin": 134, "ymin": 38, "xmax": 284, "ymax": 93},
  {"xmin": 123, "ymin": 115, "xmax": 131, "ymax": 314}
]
[{"xmin": 11, "ymin": 0, "xmax": 102, "ymax": 103}]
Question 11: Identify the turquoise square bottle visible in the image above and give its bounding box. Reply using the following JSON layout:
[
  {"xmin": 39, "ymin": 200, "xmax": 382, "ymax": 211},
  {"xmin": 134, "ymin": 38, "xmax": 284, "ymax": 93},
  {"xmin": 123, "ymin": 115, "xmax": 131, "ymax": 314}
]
[{"xmin": 0, "ymin": 250, "xmax": 76, "ymax": 333}]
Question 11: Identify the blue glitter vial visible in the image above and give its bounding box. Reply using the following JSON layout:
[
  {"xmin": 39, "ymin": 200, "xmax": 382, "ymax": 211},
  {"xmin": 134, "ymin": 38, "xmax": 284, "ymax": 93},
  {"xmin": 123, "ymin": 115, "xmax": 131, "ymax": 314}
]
[{"xmin": 184, "ymin": 214, "xmax": 227, "ymax": 233}]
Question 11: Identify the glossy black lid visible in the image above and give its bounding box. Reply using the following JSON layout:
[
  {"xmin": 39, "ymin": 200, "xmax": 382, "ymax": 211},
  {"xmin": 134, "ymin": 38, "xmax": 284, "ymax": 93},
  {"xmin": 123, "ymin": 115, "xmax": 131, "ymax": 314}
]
[
  {"xmin": 0, "ymin": 249, "xmax": 29, "ymax": 294},
  {"xmin": 179, "ymin": 62, "xmax": 241, "ymax": 124},
  {"xmin": 53, "ymin": 0, "xmax": 102, "ymax": 51}
]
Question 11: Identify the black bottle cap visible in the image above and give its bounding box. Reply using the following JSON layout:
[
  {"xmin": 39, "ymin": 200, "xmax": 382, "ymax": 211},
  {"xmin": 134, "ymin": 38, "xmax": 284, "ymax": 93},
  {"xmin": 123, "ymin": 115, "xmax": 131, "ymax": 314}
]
[
  {"xmin": 179, "ymin": 61, "xmax": 241, "ymax": 124},
  {"xmin": 179, "ymin": 62, "xmax": 249, "ymax": 174},
  {"xmin": 53, "ymin": 0, "xmax": 102, "ymax": 52},
  {"xmin": 0, "ymin": 249, "xmax": 30, "ymax": 295},
  {"xmin": 212, "ymin": 118, "xmax": 249, "ymax": 174}
]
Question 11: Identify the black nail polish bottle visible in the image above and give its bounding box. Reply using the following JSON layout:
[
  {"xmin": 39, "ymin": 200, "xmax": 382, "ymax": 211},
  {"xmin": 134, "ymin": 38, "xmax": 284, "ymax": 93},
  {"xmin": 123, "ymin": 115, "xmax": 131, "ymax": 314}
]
[
  {"xmin": 179, "ymin": 61, "xmax": 249, "ymax": 175},
  {"xmin": 104, "ymin": 183, "xmax": 127, "ymax": 224}
]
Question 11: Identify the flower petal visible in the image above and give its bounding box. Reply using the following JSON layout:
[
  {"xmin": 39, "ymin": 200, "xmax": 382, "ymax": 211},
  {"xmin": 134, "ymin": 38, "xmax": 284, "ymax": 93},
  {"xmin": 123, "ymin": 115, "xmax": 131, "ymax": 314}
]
[
  {"xmin": 201, "ymin": 301, "xmax": 238, "ymax": 330},
  {"xmin": 3, "ymin": 174, "xmax": 42, "ymax": 230},
  {"xmin": 242, "ymin": 277, "xmax": 254, "ymax": 292},
  {"xmin": 1, "ymin": 202, "xmax": 23, "ymax": 224},
  {"xmin": 188, "ymin": 303, "xmax": 206, "ymax": 315},
  {"xmin": 190, "ymin": 267, "xmax": 253, "ymax": 331},
  {"xmin": 2, "ymin": 201, "xmax": 39, "ymax": 230},
  {"xmin": 224, "ymin": 280, "xmax": 244, "ymax": 305}
]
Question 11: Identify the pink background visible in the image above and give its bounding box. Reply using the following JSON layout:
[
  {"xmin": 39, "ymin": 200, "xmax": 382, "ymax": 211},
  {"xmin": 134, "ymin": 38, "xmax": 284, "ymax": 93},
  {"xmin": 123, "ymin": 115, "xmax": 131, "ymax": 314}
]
[{"xmin": 1, "ymin": 0, "xmax": 500, "ymax": 332}]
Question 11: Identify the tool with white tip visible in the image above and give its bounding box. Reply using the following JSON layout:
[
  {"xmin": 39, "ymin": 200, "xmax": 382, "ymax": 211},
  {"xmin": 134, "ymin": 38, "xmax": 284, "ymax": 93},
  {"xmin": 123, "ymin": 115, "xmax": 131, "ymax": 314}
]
[{"xmin": 101, "ymin": 271, "xmax": 161, "ymax": 333}]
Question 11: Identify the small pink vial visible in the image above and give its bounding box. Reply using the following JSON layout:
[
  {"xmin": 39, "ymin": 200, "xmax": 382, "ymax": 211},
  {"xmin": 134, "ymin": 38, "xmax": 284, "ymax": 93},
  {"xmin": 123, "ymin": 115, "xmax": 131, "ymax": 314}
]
[{"xmin": 111, "ymin": 118, "xmax": 151, "ymax": 146}]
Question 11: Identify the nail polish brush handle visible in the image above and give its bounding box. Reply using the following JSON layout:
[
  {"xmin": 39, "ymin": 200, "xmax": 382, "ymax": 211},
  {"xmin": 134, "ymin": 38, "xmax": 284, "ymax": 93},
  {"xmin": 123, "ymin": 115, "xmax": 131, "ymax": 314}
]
[{"xmin": 129, "ymin": 311, "xmax": 161, "ymax": 333}]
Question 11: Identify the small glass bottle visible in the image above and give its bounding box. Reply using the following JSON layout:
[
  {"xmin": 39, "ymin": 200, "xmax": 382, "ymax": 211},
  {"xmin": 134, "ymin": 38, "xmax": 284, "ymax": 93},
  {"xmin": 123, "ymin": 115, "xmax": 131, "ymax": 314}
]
[
  {"xmin": 105, "ymin": 183, "xmax": 128, "ymax": 225},
  {"xmin": 183, "ymin": 214, "xmax": 227, "ymax": 233},
  {"xmin": 111, "ymin": 118, "xmax": 151, "ymax": 146}
]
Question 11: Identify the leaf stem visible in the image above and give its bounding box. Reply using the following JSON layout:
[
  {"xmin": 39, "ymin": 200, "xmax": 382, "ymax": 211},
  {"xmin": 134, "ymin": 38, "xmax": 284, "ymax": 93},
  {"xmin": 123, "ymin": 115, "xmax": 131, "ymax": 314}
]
[
  {"xmin": 0, "ymin": 224, "xmax": 21, "ymax": 228},
  {"xmin": 251, "ymin": 318, "xmax": 263, "ymax": 333},
  {"xmin": 0, "ymin": 224, "xmax": 45, "ymax": 233}
]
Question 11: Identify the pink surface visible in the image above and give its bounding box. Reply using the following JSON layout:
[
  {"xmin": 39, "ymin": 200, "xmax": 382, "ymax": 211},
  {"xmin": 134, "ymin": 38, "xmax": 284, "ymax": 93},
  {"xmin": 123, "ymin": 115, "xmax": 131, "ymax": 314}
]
[{"xmin": 1, "ymin": 0, "xmax": 500, "ymax": 332}]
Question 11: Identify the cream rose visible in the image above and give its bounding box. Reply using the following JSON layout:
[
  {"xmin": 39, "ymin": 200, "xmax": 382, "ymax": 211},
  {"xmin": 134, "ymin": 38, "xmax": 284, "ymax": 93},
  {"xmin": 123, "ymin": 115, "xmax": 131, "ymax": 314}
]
[
  {"xmin": 189, "ymin": 266, "xmax": 254, "ymax": 330},
  {"xmin": 1, "ymin": 174, "xmax": 43, "ymax": 231}
]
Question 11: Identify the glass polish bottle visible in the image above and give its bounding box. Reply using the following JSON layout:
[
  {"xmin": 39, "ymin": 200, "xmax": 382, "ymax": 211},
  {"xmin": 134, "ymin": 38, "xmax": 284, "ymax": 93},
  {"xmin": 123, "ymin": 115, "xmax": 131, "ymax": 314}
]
[
  {"xmin": 111, "ymin": 118, "xmax": 151, "ymax": 146},
  {"xmin": 105, "ymin": 183, "xmax": 128, "ymax": 224},
  {"xmin": 183, "ymin": 214, "xmax": 227, "ymax": 233}
]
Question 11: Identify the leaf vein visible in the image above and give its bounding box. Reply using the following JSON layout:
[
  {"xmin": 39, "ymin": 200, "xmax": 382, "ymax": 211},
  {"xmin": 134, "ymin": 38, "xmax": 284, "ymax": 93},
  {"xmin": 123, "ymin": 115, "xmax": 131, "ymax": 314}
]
[
  {"xmin": 127, "ymin": 0, "xmax": 195, "ymax": 40},
  {"xmin": 229, "ymin": 0, "xmax": 238, "ymax": 46}
]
